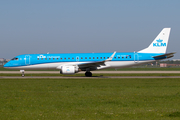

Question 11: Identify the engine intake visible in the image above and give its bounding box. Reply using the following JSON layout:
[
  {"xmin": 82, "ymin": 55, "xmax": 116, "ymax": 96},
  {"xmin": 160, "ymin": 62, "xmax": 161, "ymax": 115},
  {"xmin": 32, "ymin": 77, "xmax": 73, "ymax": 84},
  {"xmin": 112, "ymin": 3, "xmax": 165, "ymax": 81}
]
[{"xmin": 60, "ymin": 66, "xmax": 79, "ymax": 74}]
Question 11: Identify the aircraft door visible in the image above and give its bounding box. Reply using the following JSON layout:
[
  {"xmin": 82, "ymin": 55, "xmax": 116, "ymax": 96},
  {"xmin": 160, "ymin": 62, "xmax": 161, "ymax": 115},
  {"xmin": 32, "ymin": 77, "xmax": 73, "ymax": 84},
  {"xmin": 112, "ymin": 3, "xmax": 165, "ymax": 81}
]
[
  {"xmin": 134, "ymin": 52, "xmax": 139, "ymax": 63},
  {"xmin": 25, "ymin": 55, "xmax": 30, "ymax": 65}
]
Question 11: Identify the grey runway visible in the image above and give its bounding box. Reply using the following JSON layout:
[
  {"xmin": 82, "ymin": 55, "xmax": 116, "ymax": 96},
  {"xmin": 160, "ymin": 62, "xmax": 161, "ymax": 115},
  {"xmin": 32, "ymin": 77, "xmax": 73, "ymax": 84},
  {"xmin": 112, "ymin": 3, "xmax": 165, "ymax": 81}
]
[
  {"xmin": 1, "ymin": 76, "xmax": 180, "ymax": 79},
  {"xmin": 1, "ymin": 71, "xmax": 180, "ymax": 74},
  {"xmin": 1, "ymin": 71, "xmax": 180, "ymax": 79}
]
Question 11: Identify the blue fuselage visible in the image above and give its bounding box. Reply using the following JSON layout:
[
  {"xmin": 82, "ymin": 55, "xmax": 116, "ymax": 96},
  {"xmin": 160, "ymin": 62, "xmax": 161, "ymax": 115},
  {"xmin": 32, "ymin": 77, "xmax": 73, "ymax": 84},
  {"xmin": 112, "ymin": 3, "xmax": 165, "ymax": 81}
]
[{"xmin": 4, "ymin": 52, "xmax": 164, "ymax": 70}]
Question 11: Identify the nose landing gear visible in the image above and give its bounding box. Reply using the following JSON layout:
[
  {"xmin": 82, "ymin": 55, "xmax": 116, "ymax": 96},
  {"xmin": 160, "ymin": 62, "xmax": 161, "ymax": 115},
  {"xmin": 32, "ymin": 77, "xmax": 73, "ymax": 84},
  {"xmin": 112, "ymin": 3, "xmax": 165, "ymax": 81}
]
[{"xmin": 20, "ymin": 70, "xmax": 25, "ymax": 77}]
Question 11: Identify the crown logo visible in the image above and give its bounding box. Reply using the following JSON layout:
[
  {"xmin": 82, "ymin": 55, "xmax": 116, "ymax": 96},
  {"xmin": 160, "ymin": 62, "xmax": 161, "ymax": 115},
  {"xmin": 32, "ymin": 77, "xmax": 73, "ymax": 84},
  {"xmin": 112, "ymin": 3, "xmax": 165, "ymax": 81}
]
[{"xmin": 156, "ymin": 39, "xmax": 163, "ymax": 43}]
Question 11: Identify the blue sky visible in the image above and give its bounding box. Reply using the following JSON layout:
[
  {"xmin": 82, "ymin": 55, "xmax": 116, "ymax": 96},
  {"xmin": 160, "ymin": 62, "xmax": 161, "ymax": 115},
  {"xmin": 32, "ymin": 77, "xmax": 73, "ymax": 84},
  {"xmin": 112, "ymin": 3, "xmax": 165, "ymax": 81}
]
[{"xmin": 1, "ymin": 0, "xmax": 180, "ymax": 59}]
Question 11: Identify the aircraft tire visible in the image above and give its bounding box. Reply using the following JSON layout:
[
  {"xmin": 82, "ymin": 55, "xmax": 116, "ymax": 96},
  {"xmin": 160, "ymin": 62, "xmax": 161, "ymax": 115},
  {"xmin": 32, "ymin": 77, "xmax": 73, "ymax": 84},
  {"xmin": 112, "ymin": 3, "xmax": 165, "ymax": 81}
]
[{"xmin": 85, "ymin": 72, "xmax": 92, "ymax": 77}]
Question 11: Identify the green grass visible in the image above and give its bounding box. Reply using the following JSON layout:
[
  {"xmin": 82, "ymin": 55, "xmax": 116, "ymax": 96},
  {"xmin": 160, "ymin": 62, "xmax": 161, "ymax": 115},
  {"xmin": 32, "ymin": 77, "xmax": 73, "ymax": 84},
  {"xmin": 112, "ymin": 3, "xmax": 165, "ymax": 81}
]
[{"xmin": 0, "ymin": 78, "xmax": 180, "ymax": 119}]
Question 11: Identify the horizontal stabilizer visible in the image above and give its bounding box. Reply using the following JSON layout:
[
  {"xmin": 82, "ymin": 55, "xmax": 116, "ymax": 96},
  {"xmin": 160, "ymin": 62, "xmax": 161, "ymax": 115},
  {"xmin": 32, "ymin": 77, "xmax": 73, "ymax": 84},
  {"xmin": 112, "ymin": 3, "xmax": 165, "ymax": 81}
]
[{"xmin": 153, "ymin": 52, "xmax": 176, "ymax": 59}]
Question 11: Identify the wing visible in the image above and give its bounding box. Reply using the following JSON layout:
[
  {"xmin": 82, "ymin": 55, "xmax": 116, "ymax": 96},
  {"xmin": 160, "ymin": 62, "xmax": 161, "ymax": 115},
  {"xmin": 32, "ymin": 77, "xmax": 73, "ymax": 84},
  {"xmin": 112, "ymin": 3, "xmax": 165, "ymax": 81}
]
[
  {"xmin": 56, "ymin": 51, "xmax": 116, "ymax": 70},
  {"xmin": 77, "ymin": 51, "xmax": 116, "ymax": 70}
]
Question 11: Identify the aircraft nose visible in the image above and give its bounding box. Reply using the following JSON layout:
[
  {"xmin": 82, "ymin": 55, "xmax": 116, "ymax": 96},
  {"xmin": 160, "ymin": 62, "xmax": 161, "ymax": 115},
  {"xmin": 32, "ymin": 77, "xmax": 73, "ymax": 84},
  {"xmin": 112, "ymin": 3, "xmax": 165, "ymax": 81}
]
[{"xmin": 4, "ymin": 62, "xmax": 11, "ymax": 68}]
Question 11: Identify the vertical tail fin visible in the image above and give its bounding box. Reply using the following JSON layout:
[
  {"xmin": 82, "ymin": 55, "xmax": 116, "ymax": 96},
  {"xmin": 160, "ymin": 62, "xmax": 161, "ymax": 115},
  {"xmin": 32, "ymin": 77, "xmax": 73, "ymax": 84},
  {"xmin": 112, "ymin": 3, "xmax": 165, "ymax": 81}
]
[{"xmin": 138, "ymin": 28, "xmax": 171, "ymax": 53}]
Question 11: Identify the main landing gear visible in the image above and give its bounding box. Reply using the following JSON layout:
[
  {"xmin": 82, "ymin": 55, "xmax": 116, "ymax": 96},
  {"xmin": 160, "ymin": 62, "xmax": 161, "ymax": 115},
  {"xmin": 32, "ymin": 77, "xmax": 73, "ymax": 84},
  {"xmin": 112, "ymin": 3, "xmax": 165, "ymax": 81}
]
[
  {"xmin": 20, "ymin": 70, "xmax": 25, "ymax": 77},
  {"xmin": 85, "ymin": 71, "xmax": 92, "ymax": 77}
]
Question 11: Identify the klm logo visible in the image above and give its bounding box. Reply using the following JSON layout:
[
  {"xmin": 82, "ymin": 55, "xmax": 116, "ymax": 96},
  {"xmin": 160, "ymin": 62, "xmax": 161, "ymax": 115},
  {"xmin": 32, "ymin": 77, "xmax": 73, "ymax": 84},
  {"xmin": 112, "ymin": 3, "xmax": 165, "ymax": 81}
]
[
  {"xmin": 37, "ymin": 55, "xmax": 46, "ymax": 58},
  {"xmin": 153, "ymin": 39, "xmax": 166, "ymax": 47}
]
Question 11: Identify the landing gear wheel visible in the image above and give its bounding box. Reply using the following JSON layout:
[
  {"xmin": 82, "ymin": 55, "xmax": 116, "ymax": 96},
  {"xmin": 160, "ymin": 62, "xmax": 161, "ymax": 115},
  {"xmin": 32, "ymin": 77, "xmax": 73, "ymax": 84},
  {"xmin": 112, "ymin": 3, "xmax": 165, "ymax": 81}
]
[
  {"xmin": 85, "ymin": 72, "xmax": 92, "ymax": 77},
  {"xmin": 22, "ymin": 72, "xmax": 25, "ymax": 77},
  {"xmin": 20, "ymin": 70, "xmax": 25, "ymax": 77}
]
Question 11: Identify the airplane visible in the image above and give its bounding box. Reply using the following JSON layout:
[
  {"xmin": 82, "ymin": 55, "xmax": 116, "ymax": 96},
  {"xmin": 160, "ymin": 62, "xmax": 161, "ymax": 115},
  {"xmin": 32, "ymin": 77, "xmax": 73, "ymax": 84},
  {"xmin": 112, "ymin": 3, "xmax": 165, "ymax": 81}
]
[{"xmin": 4, "ymin": 28, "xmax": 175, "ymax": 77}]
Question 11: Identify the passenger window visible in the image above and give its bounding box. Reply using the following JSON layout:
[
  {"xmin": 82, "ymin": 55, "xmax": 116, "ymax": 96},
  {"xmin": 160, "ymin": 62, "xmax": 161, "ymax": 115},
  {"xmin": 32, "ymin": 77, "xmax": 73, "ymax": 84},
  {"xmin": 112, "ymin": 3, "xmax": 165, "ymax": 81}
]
[
  {"xmin": 64, "ymin": 58, "xmax": 66, "ymax": 60},
  {"xmin": 68, "ymin": 58, "xmax": 70, "ymax": 59},
  {"xmin": 49, "ymin": 58, "xmax": 51, "ymax": 60},
  {"xmin": 53, "ymin": 58, "xmax": 55, "ymax": 60},
  {"xmin": 122, "ymin": 57, "xmax": 124, "ymax": 59},
  {"xmin": 85, "ymin": 57, "xmax": 87, "ymax": 59},
  {"xmin": 114, "ymin": 57, "xmax": 116, "ymax": 59},
  {"xmin": 45, "ymin": 58, "xmax": 47, "ymax": 60},
  {"xmin": 57, "ymin": 58, "xmax": 58, "ymax": 60},
  {"xmin": 41, "ymin": 58, "xmax": 43, "ymax": 60},
  {"xmin": 89, "ymin": 57, "xmax": 91, "ymax": 59},
  {"xmin": 126, "ymin": 57, "xmax": 127, "ymax": 58},
  {"xmin": 72, "ymin": 58, "xmax": 74, "ymax": 59},
  {"xmin": 97, "ymin": 57, "xmax": 98, "ymax": 59},
  {"xmin": 81, "ymin": 57, "xmax": 83, "ymax": 59},
  {"xmin": 61, "ymin": 58, "xmax": 62, "ymax": 60},
  {"xmin": 38, "ymin": 58, "xmax": 39, "ymax": 60},
  {"xmin": 104, "ymin": 57, "xmax": 105, "ymax": 59},
  {"xmin": 118, "ymin": 57, "xmax": 120, "ymax": 59},
  {"xmin": 100, "ymin": 57, "xmax": 102, "ymax": 59},
  {"xmin": 93, "ymin": 57, "xmax": 95, "ymax": 59},
  {"xmin": 107, "ymin": 57, "xmax": 109, "ymax": 59}
]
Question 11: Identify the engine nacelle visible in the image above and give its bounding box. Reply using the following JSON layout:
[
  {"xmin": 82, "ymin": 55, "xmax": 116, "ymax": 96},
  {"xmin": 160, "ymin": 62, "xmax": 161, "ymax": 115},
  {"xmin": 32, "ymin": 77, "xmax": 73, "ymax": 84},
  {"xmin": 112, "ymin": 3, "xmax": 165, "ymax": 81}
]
[{"xmin": 60, "ymin": 66, "xmax": 79, "ymax": 74}]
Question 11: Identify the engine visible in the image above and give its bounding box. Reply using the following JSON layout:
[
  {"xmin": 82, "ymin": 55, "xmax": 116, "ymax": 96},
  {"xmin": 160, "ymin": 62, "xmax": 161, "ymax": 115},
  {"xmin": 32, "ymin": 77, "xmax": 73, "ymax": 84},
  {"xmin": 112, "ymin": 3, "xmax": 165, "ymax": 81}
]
[{"xmin": 60, "ymin": 66, "xmax": 79, "ymax": 74}]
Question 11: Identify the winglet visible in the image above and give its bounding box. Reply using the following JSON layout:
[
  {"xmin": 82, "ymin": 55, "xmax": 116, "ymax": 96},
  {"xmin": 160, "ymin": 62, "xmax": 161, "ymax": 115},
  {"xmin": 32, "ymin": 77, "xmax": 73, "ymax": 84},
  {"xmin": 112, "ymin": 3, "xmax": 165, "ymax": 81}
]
[{"xmin": 105, "ymin": 51, "xmax": 116, "ymax": 62}]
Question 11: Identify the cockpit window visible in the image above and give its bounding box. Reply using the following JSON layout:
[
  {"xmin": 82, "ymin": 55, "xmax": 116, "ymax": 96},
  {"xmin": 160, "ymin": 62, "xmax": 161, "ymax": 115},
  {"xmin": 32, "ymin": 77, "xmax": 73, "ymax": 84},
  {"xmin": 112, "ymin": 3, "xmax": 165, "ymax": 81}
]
[{"xmin": 11, "ymin": 57, "xmax": 18, "ymax": 60}]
